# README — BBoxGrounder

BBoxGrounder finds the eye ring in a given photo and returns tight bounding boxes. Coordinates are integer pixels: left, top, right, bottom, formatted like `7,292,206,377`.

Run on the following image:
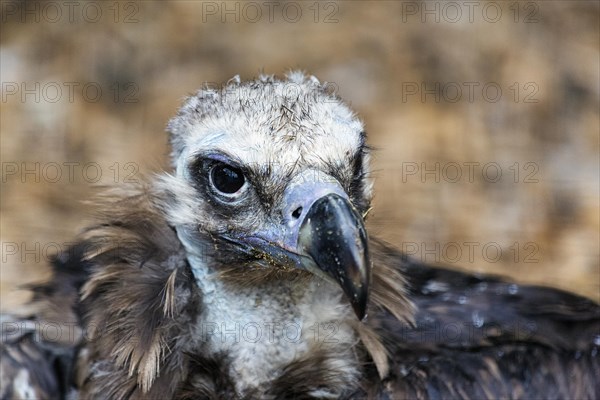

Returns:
209,161,246,195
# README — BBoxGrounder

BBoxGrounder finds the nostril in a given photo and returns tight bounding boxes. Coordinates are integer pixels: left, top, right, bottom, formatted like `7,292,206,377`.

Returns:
291,206,303,219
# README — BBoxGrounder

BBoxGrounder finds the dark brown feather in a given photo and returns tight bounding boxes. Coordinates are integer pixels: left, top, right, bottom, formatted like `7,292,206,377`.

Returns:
362,239,600,400
0,316,68,400
73,185,200,398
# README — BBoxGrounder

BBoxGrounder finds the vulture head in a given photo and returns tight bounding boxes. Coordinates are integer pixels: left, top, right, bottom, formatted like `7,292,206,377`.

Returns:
163,73,372,321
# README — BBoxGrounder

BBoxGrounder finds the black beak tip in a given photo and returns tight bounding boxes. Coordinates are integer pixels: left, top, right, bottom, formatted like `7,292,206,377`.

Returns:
340,268,370,321
297,193,372,321
352,297,368,321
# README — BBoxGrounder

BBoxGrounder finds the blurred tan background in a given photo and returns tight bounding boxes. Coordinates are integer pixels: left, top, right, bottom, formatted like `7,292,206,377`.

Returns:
1,0,598,311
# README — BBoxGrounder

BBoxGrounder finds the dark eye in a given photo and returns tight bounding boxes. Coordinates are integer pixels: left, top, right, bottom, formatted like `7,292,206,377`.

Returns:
210,162,246,194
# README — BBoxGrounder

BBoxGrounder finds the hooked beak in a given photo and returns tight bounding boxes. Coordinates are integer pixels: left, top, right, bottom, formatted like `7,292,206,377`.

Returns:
297,193,371,320
221,174,371,320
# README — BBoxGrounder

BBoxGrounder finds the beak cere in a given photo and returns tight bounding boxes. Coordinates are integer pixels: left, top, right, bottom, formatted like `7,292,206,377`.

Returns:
297,193,371,320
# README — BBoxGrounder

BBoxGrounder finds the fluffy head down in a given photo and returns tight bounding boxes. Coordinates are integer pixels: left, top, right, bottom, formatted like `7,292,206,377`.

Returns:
168,72,366,174
162,72,372,235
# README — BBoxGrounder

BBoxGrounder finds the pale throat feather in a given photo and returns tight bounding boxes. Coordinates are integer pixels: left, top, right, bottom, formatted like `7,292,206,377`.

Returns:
177,227,360,394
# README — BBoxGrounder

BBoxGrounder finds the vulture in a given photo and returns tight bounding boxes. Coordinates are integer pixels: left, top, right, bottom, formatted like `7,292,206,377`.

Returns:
1,72,599,400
